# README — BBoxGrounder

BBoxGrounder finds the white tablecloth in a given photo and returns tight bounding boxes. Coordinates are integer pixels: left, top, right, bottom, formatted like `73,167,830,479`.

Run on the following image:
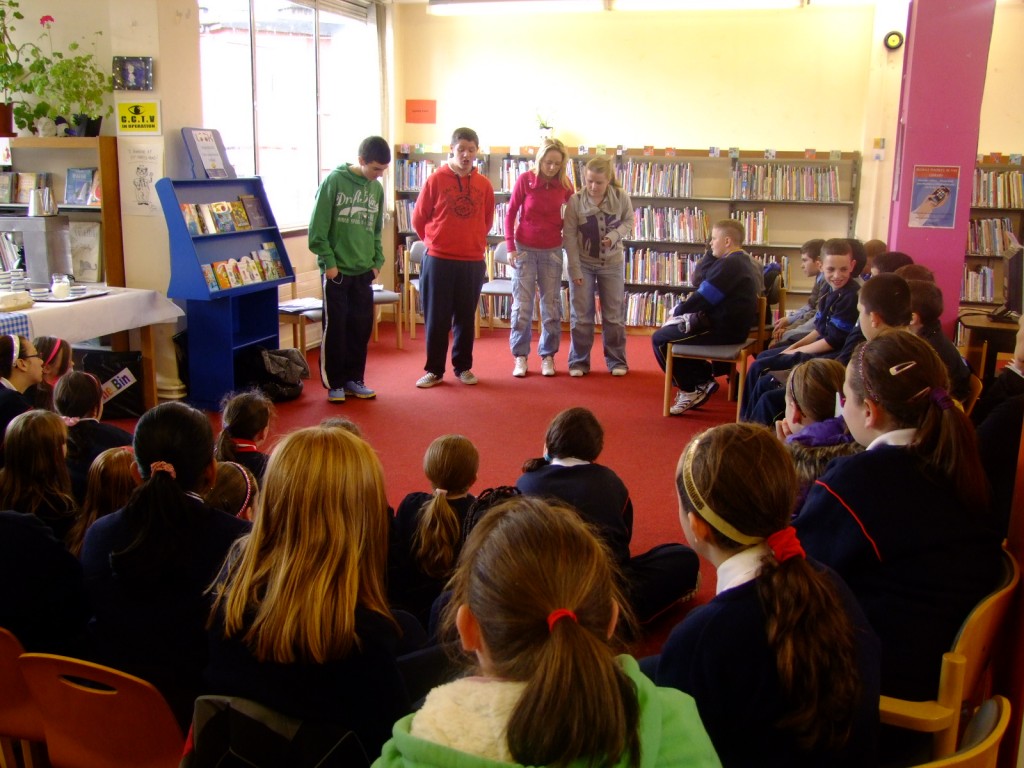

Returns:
23,286,183,341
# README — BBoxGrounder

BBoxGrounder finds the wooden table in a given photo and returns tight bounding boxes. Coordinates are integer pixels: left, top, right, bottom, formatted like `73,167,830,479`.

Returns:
957,311,1019,383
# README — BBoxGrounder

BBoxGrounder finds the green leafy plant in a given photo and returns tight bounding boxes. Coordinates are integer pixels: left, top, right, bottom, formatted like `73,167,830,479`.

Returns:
0,0,36,105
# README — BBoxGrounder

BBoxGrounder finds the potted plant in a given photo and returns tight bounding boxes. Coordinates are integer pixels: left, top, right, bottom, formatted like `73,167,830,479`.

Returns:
0,0,37,135
13,14,112,135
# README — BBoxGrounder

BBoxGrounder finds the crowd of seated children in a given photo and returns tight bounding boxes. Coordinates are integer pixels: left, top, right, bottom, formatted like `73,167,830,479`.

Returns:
377,496,721,767
515,406,699,622
80,401,251,729
205,426,408,758
204,460,259,520
214,389,273,482
869,250,913,276
794,330,1003,704
770,239,824,347
25,336,72,410
389,434,479,626
745,271,912,426
66,445,137,557
774,358,860,510
905,279,971,401
0,335,43,447
740,238,860,421
55,370,133,502
655,423,879,768
0,409,76,542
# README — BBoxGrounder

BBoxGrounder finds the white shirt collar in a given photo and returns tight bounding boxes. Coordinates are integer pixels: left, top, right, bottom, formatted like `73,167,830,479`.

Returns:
550,456,589,467
866,427,917,450
716,543,770,595
0,377,16,391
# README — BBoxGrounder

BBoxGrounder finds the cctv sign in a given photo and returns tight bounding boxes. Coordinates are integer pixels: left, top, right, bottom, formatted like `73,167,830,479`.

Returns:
117,101,162,135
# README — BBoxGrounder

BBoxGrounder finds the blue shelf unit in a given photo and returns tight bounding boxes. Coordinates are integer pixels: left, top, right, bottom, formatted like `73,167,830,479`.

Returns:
156,176,295,410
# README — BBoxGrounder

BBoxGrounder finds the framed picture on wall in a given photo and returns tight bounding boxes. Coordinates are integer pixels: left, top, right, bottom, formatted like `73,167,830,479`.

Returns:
112,56,154,91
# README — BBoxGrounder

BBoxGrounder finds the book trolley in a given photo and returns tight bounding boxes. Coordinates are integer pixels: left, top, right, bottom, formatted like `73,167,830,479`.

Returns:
156,176,294,410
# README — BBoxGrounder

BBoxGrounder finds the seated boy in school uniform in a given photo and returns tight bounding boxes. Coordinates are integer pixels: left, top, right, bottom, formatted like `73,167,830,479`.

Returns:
770,238,825,347
905,279,971,401
739,238,860,422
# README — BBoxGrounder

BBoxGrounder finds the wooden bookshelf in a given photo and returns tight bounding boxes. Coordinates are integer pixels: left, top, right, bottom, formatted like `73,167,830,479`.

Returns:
962,154,1024,306
393,145,861,332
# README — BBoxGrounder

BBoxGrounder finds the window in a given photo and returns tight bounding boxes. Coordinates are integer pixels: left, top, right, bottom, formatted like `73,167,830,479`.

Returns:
199,0,383,228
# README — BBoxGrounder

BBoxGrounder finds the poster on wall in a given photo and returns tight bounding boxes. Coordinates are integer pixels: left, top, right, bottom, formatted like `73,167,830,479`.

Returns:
118,138,164,217
908,165,959,229
116,100,162,136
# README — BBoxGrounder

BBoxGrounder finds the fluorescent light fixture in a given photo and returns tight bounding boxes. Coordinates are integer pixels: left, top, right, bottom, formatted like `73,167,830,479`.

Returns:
427,0,606,14
612,0,801,9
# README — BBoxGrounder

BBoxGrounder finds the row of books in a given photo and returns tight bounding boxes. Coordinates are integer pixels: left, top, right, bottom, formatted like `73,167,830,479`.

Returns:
180,194,269,236
199,243,286,292
972,169,1023,209
734,209,769,245
394,159,437,192
633,206,711,243
0,171,53,205
478,287,692,328
968,217,1017,256
488,202,509,237
64,168,103,206
625,248,703,286
616,159,693,198
731,163,843,203
961,265,996,303
500,158,532,192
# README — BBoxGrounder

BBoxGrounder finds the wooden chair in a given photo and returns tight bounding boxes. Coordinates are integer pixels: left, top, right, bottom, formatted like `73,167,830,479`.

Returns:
0,629,46,768
404,240,425,339
19,653,183,768
879,547,1020,760
962,374,983,417
662,295,767,420
479,242,514,335
910,696,1010,768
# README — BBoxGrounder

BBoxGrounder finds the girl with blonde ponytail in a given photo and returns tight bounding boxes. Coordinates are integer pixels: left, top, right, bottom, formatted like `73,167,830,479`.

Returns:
657,423,880,767
376,496,721,768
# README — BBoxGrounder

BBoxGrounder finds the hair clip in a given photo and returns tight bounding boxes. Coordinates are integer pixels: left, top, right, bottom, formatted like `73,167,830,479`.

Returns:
889,361,917,376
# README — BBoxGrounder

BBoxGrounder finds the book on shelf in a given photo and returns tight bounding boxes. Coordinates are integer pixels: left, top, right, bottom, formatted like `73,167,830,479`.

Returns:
258,241,285,279
238,194,269,228
211,261,233,290
239,255,266,284
15,172,51,204
225,258,244,287
229,201,251,230
88,170,102,205
201,264,220,292
69,222,101,282
196,204,218,235
65,167,98,205
0,172,15,204
180,203,202,236
210,201,236,233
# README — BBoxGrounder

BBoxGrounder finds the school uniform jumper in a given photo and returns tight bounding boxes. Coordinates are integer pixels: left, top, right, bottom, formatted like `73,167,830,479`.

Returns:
505,171,573,359
373,655,722,768
774,272,826,347
563,185,634,373
308,164,386,390
516,462,699,622
651,249,760,391
918,320,971,402
65,418,133,503
740,280,859,421
794,444,1002,700
655,554,880,768
413,164,494,378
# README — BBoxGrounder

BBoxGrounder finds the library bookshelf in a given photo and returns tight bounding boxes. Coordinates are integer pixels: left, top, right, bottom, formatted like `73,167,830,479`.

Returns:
394,145,860,334
962,155,1024,308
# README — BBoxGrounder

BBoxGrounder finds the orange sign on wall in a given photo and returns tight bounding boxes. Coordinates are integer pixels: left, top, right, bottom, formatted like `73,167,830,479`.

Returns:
406,100,436,124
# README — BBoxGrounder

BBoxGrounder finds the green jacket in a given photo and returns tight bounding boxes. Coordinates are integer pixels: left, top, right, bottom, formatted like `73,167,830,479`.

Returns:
373,655,721,768
308,165,384,275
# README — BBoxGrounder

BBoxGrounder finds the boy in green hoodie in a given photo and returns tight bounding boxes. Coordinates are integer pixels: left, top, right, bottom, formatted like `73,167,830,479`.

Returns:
308,136,390,403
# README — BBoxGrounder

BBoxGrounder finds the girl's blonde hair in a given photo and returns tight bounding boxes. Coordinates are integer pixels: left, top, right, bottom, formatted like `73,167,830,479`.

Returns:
535,138,573,191
211,426,393,663
0,410,75,522
68,446,137,557
414,434,478,579
584,155,621,189
787,358,846,423
444,496,640,767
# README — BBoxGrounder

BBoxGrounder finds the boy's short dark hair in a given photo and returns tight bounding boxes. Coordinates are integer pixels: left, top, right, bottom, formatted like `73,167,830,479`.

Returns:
801,238,825,261
822,238,854,259
451,127,479,147
907,279,944,325
358,136,391,165
894,263,936,282
873,251,914,274
860,273,911,327
846,238,867,277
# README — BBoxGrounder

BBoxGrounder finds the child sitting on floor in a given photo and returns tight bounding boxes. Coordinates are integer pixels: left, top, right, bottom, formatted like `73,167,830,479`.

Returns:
215,389,274,482
66,446,137,558
204,460,259,521
26,336,72,410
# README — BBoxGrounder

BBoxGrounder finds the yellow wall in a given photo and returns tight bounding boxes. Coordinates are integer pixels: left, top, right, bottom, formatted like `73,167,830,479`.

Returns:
979,3,1024,152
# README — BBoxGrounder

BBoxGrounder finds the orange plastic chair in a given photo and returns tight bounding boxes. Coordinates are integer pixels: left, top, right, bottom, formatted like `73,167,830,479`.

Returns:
879,548,1020,760
18,653,183,768
911,696,1011,768
0,628,46,768
962,374,983,417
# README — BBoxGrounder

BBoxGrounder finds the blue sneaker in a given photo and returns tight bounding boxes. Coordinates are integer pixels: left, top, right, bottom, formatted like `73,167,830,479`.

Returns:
344,380,376,399
327,388,346,403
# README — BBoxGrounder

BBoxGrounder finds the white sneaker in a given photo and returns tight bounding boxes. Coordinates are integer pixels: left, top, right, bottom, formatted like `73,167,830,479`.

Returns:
569,367,586,378
541,356,555,377
611,366,628,377
457,370,479,385
670,389,708,415
416,372,442,388
512,356,528,378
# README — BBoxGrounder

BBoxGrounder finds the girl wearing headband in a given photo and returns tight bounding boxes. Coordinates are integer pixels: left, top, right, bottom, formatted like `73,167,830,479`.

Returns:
796,329,1002,706
389,434,478,626
54,370,132,503
80,402,250,729
658,423,879,767
377,496,720,767
26,336,72,410
0,334,43,449
204,460,258,521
